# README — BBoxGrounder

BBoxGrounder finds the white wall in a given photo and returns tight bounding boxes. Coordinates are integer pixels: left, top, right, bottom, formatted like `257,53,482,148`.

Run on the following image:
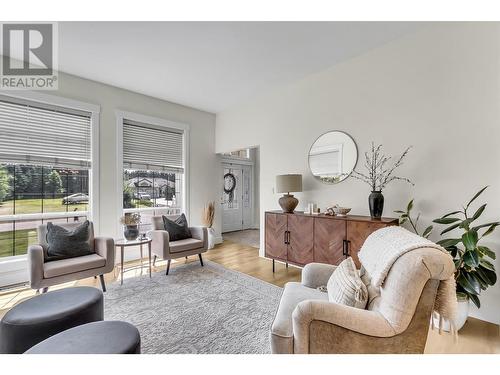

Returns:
252,147,260,228
46,72,220,240
216,23,500,324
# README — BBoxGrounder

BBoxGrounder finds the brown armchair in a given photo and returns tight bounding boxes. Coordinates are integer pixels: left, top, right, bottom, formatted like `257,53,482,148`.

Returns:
28,221,115,293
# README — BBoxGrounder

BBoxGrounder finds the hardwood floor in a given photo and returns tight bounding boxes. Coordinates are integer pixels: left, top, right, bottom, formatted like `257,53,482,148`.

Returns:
0,240,498,353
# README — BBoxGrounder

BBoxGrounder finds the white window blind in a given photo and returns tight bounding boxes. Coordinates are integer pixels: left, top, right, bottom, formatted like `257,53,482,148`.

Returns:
123,119,184,173
0,95,92,168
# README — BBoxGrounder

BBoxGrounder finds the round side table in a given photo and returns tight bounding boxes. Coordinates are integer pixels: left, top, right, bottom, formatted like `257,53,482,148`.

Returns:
114,238,153,285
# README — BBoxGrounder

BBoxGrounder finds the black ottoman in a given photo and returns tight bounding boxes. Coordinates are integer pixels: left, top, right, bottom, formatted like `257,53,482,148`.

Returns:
0,286,103,354
25,321,141,354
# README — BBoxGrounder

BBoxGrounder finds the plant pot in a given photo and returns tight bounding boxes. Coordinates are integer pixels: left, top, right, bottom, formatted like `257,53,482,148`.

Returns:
124,224,139,241
369,191,384,218
207,227,216,250
432,297,469,332
455,298,470,331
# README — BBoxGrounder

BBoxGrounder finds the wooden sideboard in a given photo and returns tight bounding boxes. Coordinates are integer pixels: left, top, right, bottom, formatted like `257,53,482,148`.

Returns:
265,210,398,271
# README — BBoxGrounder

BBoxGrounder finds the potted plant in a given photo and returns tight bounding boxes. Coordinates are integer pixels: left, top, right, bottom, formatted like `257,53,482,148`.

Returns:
432,187,498,329
202,201,216,249
395,199,433,238
120,212,141,240
351,142,413,218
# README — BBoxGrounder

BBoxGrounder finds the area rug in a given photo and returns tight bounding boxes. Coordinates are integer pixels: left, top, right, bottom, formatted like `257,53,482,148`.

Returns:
104,260,282,354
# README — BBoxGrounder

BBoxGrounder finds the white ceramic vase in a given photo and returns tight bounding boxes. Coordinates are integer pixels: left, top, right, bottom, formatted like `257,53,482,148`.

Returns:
432,297,469,332
207,227,216,250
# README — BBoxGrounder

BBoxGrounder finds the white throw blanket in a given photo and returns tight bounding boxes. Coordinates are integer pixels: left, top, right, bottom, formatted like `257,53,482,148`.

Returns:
358,226,457,334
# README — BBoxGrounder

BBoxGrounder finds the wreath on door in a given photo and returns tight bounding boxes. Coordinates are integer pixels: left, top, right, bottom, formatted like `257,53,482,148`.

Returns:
224,172,236,203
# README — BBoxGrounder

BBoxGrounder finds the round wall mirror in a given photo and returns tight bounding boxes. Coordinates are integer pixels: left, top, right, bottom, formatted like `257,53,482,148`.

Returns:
308,131,358,184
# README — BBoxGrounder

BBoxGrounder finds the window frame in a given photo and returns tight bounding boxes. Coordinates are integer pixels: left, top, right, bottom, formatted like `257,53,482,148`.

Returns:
0,91,100,273
115,110,190,237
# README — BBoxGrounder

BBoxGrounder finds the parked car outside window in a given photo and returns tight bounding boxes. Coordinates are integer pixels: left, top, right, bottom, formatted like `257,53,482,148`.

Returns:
62,193,89,204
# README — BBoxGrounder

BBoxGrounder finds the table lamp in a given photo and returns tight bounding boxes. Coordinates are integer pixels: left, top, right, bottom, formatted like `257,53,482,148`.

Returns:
276,174,302,213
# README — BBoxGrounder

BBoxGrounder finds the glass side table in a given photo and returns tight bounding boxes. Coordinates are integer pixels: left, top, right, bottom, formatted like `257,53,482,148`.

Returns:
114,237,153,285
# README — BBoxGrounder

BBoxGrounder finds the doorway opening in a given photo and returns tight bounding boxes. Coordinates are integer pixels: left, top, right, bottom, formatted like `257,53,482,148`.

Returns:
219,147,260,249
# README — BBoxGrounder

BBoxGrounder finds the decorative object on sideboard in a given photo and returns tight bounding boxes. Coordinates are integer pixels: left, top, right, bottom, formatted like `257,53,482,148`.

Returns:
350,142,413,218
306,202,319,215
120,213,141,240
275,174,302,213
202,201,216,249
308,130,358,184
223,172,236,203
332,205,351,216
325,206,336,216
369,191,384,218
432,187,498,330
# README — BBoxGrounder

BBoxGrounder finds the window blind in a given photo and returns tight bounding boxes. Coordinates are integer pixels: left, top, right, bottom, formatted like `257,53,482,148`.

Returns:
123,119,184,173
0,96,92,168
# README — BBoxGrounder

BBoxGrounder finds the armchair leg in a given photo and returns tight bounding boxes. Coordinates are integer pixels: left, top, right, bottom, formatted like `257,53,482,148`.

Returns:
153,255,157,267
198,254,204,267
42,287,48,294
99,274,106,292
166,259,171,275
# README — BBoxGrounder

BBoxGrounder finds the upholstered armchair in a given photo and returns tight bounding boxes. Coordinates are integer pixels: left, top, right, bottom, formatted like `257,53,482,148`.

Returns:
149,216,208,275
28,221,115,293
270,247,455,354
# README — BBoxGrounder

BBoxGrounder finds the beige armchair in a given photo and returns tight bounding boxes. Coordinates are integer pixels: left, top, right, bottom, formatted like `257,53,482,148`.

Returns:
271,247,455,354
149,216,208,275
28,221,115,293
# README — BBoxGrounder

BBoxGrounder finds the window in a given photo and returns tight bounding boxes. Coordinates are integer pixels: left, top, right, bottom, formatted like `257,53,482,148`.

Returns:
222,148,250,159
121,117,186,233
0,95,93,259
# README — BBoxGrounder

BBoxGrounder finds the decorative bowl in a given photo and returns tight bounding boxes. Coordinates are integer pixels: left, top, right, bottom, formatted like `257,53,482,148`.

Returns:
333,207,351,216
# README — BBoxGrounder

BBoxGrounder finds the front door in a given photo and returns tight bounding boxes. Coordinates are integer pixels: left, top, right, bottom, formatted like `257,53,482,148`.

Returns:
221,164,253,232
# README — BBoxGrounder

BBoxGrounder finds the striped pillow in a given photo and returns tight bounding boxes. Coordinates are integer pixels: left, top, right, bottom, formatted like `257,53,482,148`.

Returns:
327,257,368,309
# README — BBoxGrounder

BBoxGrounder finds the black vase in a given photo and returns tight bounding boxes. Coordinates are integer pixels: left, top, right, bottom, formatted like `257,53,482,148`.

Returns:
124,224,139,241
369,191,384,218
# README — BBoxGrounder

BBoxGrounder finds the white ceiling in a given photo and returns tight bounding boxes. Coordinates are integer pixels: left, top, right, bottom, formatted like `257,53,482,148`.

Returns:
58,22,424,113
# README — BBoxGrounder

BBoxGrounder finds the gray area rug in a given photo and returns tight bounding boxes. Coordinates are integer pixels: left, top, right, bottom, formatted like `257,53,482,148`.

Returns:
104,260,282,354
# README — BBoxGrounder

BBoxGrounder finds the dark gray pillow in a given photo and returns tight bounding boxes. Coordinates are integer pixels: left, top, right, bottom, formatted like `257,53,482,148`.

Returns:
162,214,192,241
45,220,92,261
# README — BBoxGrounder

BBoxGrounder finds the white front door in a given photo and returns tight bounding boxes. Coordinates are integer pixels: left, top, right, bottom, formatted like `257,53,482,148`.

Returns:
221,164,253,233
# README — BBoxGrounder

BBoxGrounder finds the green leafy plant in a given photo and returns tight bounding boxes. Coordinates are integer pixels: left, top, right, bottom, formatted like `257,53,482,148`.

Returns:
395,199,433,238
433,187,498,308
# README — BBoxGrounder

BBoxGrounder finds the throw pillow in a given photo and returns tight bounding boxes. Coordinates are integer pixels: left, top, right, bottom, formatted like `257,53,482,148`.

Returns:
327,257,368,309
46,220,92,261
162,214,192,241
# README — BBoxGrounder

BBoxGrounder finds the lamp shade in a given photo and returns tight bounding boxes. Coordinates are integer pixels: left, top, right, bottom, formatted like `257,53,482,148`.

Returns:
276,174,302,193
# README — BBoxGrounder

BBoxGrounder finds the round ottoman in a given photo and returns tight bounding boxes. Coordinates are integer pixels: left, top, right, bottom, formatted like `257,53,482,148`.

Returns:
0,286,103,354
25,321,141,354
